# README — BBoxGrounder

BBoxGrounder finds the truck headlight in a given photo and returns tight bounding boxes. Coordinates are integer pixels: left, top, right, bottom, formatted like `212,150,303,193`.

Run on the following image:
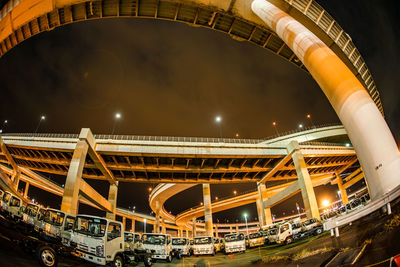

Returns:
96,245,104,257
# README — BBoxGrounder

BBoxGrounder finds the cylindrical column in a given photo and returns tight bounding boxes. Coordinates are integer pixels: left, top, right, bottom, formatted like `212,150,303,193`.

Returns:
252,0,400,201
161,217,166,234
155,200,160,233
106,181,119,220
202,184,213,236
24,182,29,198
131,218,136,232
192,217,197,238
122,217,126,231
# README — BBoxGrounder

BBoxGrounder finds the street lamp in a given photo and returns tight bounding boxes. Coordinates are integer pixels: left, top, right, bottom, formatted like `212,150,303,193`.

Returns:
112,113,121,135
215,116,222,138
272,122,279,135
296,203,300,215
143,219,147,233
233,190,237,196
322,199,330,208
2,120,7,132
306,114,315,128
243,213,249,235
298,124,303,129
235,133,239,138
35,115,45,134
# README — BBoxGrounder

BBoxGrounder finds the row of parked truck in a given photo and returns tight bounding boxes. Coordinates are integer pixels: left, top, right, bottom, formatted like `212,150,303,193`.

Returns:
0,188,325,267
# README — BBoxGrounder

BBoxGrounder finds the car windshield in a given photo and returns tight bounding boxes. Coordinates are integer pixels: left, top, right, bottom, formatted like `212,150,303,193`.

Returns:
172,238,187,245
44,210,65,226
73,216,107,237
194,237,212,244
142,234,166,245
248,233,260,239
225,233,244,242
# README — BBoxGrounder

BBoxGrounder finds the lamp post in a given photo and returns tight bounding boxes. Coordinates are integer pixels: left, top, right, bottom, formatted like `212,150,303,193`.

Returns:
215,116,222,138
112,113,121,135
1,120,7,132
143,219,147,233
306,114,315,128
272,122,279,135
296,203,300,215
298,124,303,130
244,213,249,235
35,116,45,134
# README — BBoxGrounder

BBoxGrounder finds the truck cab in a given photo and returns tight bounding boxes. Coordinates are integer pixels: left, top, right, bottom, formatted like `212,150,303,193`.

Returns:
213,237,223,252
41,208,75,245
124,232,142,251
266,225,279,244
1,191,23,221
171,237,191,257
141,233,173,262
193,236,216,256
33,207,46,233
301,218,321,231
224,233,246,253
247,232,265,248
21,203,40,231
275,223,293,245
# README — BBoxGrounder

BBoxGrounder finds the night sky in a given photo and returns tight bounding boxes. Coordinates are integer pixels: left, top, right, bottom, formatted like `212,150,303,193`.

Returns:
0,0,399,224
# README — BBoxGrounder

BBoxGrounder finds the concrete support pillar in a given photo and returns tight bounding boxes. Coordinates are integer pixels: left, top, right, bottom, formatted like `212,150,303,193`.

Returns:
106,181,119,220
122,217,126,231
61,130,89,215
24,182,29,198
257,183,273,226
252,0,400,201
192,217,196,238
265,207,273,225
288,141,320,219
256,198,263,227
202,184,213,236
236,225,239,232
131,219,135,232
337,176,349,205
161,217,166,234
214,225,218,237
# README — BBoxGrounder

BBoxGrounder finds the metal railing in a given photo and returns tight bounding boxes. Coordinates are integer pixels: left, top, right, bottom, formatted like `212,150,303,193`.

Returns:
1,123,343,145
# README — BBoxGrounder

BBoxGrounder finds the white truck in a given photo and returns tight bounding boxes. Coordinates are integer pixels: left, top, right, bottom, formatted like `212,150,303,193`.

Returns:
171,237,191,258
141,233,173,262
275,222,294,245
124,232,142,251
224,233,246,253
247,232,265,248
41,208,76,246
193,236,217,256
0,191,23,221
70,215,152,267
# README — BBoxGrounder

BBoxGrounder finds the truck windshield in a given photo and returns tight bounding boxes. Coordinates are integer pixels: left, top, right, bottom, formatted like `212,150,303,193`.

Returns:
44,210,65,226
268,228,278,235
142,234,166,245
225,233,244,242
194,237,212,244
73,216,107,237
172,238,187,245
9,196,21,207
26,204,38,216
125,233,134,242
248,233,261,239
3,193,11,202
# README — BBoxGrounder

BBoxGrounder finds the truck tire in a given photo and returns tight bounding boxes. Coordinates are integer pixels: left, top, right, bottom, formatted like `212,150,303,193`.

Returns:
37,245,58,267
166,253,172,263
315,228,323,235
285,237,293,245
111,255,124,267
144,255,152,267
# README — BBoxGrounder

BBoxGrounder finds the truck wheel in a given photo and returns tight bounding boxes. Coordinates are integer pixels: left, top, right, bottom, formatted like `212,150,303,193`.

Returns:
166,253,172,263
315,228,323,235
111,255,124,267
37,245,58,267
144,256,152,267
176,252,182,259
285,237,293,245
212,249,216,256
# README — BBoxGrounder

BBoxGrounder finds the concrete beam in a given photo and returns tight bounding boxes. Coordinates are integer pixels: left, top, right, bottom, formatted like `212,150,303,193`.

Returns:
264,180,299,208
79,179,113,213
343,173,364,189
106,181,119,219
0,136,20,188
258,153,292,183
288,141,320,219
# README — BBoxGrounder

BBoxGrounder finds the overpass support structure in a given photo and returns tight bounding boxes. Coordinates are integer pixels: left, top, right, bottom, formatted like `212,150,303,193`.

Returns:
337,175,349,205
202,184,213,237
252,0,400,201
0,136,20,189
257,183,273,226
61,128,115,215
106,182,119,219
288,141,320,219
192,217,197,238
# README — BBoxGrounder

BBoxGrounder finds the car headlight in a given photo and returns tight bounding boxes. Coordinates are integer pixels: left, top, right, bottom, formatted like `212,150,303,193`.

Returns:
96,245,104,257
